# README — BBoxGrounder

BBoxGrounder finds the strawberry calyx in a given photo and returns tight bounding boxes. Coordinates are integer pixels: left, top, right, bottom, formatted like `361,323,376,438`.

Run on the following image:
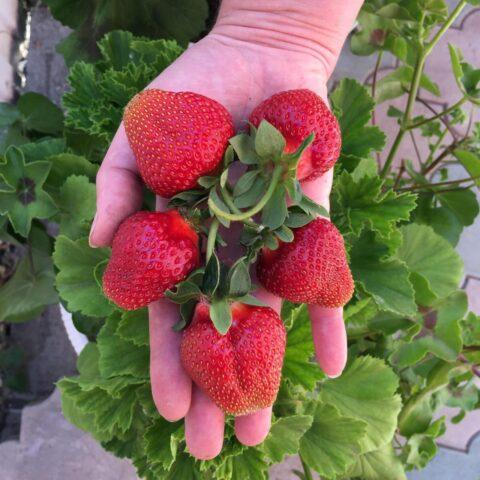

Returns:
165,251,264,335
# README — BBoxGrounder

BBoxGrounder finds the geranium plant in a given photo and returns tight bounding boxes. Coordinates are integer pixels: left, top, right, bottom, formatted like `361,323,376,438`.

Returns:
0,0,479,478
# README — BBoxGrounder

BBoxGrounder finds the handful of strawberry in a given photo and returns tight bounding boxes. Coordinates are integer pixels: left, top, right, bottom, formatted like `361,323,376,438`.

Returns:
101,88,353,416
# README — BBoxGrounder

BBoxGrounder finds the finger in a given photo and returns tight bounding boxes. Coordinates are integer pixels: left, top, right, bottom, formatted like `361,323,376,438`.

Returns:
185,387,225,460
89,124,143,247
309,305,347,378
149,299,192,421
300,168,333,210
235,407,272,446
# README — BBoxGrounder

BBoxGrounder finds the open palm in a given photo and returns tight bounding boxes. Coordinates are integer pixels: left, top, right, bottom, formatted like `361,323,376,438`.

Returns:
90,20,356,459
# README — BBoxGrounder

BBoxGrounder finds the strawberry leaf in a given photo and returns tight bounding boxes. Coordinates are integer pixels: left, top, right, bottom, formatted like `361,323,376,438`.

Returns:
229,133,258,165
202,251,221,297
227,258,251,298
210,298,232,335
255,120,286,160
233,170,260,197
262,185,288,230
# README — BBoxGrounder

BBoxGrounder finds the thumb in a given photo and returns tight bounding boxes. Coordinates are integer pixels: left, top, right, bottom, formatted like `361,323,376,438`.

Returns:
89,124,144,247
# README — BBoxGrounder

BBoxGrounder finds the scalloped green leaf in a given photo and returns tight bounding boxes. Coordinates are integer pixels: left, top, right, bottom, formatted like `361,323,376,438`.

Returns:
321,356,402,453
53,236,113,317
396,224,463,305
0,146,58,237
300,403,367,478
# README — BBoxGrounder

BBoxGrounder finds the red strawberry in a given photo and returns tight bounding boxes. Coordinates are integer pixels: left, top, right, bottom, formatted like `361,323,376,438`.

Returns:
257,218,354,307
103,210,200,310
249,89,341,180
181,301,286,415
124,89,235,198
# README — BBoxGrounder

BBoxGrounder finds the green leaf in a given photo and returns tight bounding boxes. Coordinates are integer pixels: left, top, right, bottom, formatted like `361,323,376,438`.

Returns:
209,189,231,228
0,227,58,322
0,103,21,127
347,444,406,480
262,415,313,463
299,403,367,478
116,309,149,347
227,259,252,298
17,92,64,135
330,79,386,158
202,251,221,297
275,225,294,243
333,171,416,240
233,170,260,197
210,298,232,335
437,189,479,226
391,291,467,367
57,175,96,239
0,146,58,237
375,66,440,104
218,447,268,480
404,418,446,469
145,419,183,470
351,231,416,316
396,224,463,306
262,185,288,230
255,120,286,160
229,134,258,165
234,176,267,209
46,153,97,193
53,236,113,317
453,149,480,186
166,279,202,304
97,312,149,378
321,356,402,453
282,304,323,389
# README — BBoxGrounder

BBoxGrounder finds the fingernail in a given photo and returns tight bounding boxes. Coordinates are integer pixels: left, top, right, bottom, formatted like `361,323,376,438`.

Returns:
89,213,98,248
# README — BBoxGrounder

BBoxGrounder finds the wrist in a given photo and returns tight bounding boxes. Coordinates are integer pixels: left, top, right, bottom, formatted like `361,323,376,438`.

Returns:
211,0,363,78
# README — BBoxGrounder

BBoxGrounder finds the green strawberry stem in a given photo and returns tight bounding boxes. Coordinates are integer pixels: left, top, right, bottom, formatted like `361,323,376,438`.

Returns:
209,165,283,222
206,218,219,262
220,188,260,230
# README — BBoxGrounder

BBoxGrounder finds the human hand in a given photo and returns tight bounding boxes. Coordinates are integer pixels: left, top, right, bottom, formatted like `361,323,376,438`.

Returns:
90,0,364,460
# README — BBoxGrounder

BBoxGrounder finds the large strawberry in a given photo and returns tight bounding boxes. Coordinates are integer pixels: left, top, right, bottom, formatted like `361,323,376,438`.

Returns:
257,218,354,307
124,89,235,198
103,210,200,310
181,301,286,415
249,89,341,180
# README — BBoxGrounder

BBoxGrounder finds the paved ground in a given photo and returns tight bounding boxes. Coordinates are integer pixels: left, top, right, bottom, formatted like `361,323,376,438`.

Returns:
0,2,479,479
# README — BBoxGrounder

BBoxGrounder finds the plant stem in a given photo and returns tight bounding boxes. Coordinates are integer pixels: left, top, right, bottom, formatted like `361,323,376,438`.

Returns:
206,218,219,262
371,50,384,126
381,52,426,177
407,97,467,130
399,175,480,191
424,0,467,57
220,188,259,229
423,128,449,170
423,140,459,174
299,454,314,480
416,96,458,138
393,160,406,189
381,0,467,178
209,165,283,222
